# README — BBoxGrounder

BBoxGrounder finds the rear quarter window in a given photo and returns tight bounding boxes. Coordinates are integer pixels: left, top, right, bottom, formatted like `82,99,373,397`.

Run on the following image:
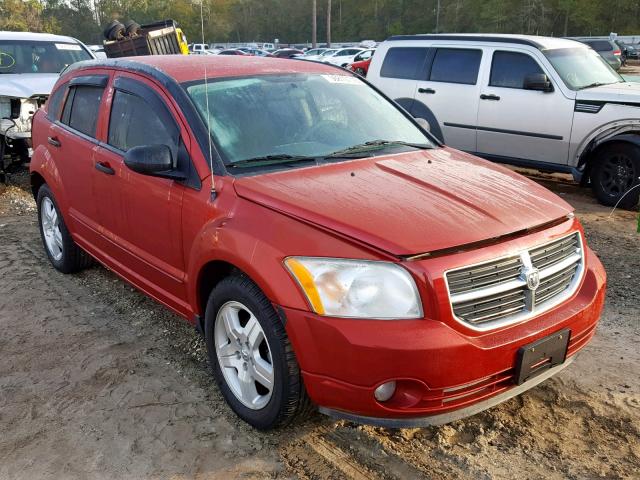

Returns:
429,48,482,85
380,47,429,80
46,83,68,121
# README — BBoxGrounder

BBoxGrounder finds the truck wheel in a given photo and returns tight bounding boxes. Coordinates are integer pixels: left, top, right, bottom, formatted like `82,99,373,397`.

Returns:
124,20,141,37
103,20,125,41
37,184,93,273
204,274,313,430
592,143,640,209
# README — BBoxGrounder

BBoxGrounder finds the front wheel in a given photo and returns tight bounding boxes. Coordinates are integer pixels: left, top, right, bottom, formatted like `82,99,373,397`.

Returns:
355,67,366,76
592,143,640,209
204,274,313,429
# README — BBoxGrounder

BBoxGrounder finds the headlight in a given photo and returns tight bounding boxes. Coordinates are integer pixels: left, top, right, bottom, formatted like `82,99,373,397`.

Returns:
284,257,423,319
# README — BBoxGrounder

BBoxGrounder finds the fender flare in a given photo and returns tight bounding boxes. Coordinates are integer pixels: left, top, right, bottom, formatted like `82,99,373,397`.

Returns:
186,223,310,317
575,120,640,168
395,97,445,143
576,127,640,184
29,144,70,215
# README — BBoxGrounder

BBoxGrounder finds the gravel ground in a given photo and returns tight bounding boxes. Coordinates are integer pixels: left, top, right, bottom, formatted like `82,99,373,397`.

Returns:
0,170,638,479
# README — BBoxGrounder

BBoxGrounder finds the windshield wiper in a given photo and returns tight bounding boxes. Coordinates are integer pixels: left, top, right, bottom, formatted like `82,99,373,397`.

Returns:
578,81,617,90
228,154,318,168
325,140,431,158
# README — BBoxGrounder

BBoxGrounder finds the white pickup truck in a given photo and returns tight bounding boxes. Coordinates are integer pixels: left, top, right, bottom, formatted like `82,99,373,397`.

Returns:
367,34,640,208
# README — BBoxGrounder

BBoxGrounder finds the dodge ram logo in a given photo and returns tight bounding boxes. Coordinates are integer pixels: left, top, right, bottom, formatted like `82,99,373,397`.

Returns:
522,266,541,291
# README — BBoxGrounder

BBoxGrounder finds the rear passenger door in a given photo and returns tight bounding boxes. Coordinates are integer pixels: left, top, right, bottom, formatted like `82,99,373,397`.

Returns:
475,48,574,165
49,74,109,243
412,47,484,151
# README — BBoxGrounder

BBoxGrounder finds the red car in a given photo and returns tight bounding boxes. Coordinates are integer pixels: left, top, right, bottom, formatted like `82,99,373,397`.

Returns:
347,49,375,76
30,56,606,430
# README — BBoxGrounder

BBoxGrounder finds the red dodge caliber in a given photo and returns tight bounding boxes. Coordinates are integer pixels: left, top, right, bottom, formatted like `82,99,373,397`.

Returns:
30,56,606,430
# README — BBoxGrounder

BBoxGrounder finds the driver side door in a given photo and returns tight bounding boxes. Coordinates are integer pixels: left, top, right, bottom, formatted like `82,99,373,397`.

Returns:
476,48,574,165
92,73,191,314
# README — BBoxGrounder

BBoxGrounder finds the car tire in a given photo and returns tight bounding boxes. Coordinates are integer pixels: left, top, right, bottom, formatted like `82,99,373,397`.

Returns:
37,184,93,273
592,143,640,209
355,67,366,76
204,274,313,430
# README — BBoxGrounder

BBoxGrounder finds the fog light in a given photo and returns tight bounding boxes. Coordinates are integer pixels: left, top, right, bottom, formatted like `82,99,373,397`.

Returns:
374,381,396,402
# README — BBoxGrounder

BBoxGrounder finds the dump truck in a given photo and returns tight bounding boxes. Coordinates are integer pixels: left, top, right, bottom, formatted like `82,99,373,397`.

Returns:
102,19,189,58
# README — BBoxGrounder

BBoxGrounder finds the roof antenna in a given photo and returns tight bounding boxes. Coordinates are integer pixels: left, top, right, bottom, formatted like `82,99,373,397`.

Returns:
200,0,216,199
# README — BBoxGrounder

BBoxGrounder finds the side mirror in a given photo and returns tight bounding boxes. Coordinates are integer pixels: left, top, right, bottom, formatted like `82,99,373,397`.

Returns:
523,73,553,92
414,117,431,132
124,144,185,180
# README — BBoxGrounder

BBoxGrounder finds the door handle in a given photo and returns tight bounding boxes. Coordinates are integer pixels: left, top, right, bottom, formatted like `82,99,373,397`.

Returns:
480,94,501,101
418,87,436,94
47,136,61,147
95,161,115,175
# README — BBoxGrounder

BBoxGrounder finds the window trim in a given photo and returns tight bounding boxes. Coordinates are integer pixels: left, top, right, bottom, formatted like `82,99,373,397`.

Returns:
427,47,483,86
69,74,109,88
488,50,547,91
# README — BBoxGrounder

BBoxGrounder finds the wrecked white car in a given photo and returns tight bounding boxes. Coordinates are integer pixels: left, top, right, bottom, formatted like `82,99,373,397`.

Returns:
1,31,94,181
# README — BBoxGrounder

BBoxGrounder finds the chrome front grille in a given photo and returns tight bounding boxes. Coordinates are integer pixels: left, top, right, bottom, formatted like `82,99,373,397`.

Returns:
445,232,584,329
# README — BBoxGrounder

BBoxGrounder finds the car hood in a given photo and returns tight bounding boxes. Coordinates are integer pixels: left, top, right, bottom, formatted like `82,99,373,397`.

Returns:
576,81,640,103
0,73,59,99
233,148,573,256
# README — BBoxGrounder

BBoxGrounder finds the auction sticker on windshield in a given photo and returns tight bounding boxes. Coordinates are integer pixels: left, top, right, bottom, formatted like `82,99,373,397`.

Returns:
55,43,82,51
321,74,362,85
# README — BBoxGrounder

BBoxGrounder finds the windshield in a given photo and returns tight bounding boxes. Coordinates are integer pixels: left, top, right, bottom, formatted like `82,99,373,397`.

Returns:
544,47,623,90
321,50,337,56
186,73,433,169
0,40,91,74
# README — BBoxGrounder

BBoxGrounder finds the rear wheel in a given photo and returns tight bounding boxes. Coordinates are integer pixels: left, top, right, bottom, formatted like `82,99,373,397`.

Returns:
37,184,92,273
592,143,640,209
355,67,366,76
204,274,313,429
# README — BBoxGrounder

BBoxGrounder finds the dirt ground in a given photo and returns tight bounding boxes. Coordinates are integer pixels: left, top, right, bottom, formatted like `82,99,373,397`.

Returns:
0,169,638,480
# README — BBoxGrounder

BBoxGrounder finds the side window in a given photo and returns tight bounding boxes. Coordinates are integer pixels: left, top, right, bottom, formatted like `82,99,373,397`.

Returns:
46,83,67,121
380,47,429,80
108,90,172,151
429,48,482,85
489,51,545,89
61,86,103,137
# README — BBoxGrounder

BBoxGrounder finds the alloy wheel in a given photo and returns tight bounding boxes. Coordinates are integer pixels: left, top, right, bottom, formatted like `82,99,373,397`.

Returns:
41,197,63,261
599,153,636,197
214,301,275,410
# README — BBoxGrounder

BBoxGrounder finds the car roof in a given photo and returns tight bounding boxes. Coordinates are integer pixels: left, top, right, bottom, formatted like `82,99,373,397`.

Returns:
0,30,83,44
64,55,349,83
386,33,586,51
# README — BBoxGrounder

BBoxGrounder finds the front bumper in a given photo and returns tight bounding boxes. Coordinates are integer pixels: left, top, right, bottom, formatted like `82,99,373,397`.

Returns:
319,356,574,428
282,247,606,425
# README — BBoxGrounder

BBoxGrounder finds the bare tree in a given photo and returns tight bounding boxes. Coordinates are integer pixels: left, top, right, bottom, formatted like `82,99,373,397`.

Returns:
312,0,317,47
327,0,331,47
